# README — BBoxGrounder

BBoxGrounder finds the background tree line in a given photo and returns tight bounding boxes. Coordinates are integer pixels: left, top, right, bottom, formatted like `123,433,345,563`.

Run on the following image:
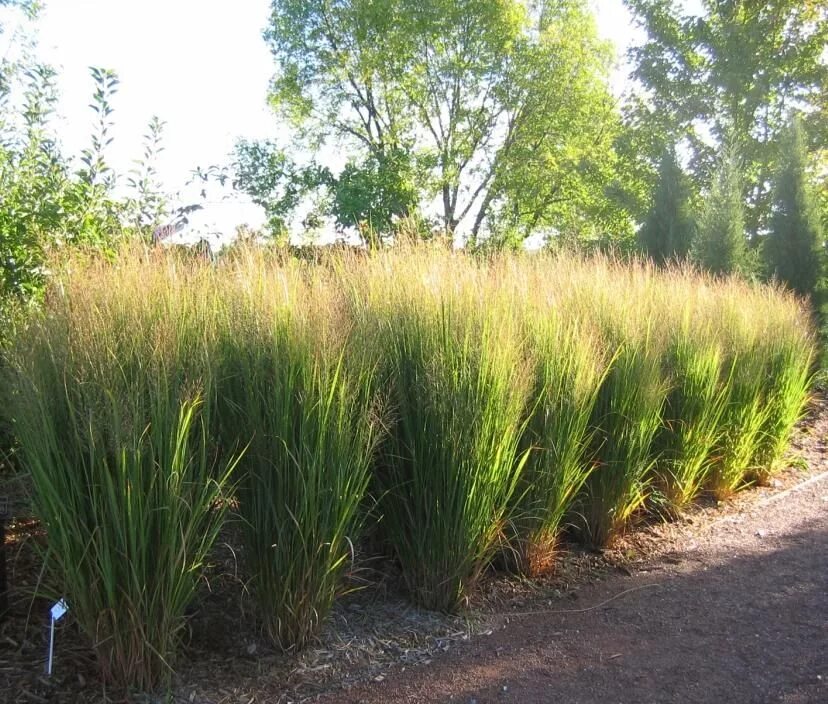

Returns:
239,0,636,246
232,0,826,297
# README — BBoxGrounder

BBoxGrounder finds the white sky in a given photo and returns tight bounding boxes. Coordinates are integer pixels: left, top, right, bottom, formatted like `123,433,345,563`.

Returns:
2,0,643,232
35,1,277,199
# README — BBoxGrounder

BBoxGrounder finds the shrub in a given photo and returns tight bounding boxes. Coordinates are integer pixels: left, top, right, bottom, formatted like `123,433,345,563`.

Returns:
763,117,825,300
691,143,754,277
638,146,696,264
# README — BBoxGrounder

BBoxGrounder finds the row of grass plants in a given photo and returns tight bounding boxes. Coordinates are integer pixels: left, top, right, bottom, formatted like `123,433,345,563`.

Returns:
1,244,815,691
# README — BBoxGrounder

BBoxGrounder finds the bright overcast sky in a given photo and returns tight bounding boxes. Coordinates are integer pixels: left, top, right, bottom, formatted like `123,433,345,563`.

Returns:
34,1,277,198
25,1,640,194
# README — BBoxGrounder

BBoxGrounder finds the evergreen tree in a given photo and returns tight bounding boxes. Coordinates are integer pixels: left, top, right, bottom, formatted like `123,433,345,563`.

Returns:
638,147,695,264
625,0,828,239
763,118,825,299
692,144,751,277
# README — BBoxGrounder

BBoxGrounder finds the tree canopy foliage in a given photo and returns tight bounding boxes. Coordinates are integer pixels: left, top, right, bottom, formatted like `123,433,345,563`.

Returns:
241,0,633,244
0,6,172,325
241,0,826,254
625,0,828,238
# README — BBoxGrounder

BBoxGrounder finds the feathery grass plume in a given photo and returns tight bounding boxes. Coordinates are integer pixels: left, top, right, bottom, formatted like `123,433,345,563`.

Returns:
506,313,607,576
214,271,378,651
5,300,238,690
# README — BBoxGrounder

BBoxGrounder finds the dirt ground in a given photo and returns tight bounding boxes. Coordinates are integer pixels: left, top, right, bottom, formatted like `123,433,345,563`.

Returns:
317,404,828,704
318,478,828,704
2,401,827,703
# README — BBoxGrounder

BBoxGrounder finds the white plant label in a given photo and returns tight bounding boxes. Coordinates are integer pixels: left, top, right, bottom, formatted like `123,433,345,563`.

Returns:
46,597,69,676
50,598,68,622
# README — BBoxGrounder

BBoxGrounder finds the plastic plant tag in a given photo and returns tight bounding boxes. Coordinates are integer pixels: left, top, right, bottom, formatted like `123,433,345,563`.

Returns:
46,598,69,675
50,598,68,621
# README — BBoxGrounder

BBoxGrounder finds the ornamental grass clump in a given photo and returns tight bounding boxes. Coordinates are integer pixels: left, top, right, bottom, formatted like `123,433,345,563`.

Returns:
0,242,818,686
655,327,728,514
506,314,606,576
214,273,379,651
579,330,667,547
360,259,530,612
707,356,767,499
4,267,239,690
750,323,814,483
705,305,772,500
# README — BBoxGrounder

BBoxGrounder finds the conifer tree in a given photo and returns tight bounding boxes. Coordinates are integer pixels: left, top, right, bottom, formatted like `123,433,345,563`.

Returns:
638,147,695,264
763,118,825,299
692,145,751,277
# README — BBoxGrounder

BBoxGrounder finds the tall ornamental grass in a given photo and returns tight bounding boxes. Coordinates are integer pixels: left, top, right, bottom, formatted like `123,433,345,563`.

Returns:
382,303,528,612
655,327,728,513
214,279,378,650
751,335,813,483
4,266,239,689
704,289,814,497
707,322,770,499
0,243,816,691
506,314,606,575
579,333,667,546
362,272,529,611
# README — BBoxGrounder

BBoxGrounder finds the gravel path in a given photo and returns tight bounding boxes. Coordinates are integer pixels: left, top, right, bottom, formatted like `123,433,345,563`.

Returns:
319,469,828,703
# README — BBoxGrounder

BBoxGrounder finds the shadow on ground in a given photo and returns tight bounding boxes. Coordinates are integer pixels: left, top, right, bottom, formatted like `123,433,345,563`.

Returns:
322,518,828,704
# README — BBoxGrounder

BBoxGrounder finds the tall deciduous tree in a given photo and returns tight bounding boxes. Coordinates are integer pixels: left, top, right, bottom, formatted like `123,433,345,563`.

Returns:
692,144,752,276
258,0,627,243
233,139,332,239
482,0,633,244
637,147,696,264
625,0,828,238
764,117,825,298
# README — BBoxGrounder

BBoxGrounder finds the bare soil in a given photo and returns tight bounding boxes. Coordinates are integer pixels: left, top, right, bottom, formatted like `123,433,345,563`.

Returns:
318,483,828,704
318,401,828,704
2,400,827,704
